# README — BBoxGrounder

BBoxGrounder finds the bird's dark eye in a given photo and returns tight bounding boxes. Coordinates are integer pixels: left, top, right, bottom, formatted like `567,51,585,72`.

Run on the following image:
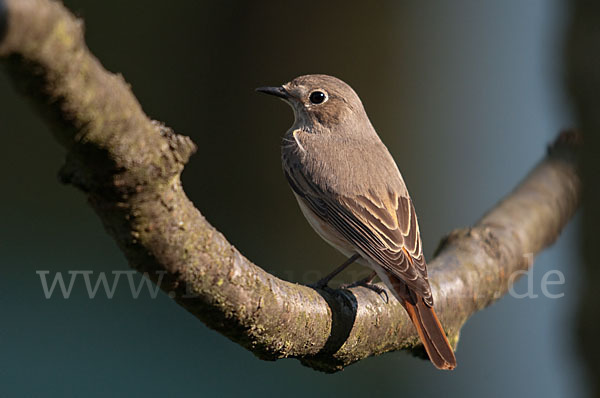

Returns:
309,91,327,105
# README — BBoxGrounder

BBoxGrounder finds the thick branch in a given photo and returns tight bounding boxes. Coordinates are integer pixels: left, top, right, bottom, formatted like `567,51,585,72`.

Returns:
0,0,581,373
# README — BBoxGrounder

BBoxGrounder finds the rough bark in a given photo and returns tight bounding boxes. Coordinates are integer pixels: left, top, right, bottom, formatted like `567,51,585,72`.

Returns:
0,0,581,373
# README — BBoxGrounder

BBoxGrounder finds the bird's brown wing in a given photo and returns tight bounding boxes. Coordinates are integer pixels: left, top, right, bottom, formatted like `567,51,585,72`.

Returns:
285,167,433,306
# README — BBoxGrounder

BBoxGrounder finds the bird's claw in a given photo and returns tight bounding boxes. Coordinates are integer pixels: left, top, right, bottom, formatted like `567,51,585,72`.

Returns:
340,277,388,303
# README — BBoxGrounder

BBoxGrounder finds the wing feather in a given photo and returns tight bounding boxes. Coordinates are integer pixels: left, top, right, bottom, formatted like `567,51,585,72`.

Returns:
285,166,433,305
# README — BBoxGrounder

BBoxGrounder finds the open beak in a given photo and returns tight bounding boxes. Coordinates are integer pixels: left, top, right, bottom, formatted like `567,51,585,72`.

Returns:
255,86,289,99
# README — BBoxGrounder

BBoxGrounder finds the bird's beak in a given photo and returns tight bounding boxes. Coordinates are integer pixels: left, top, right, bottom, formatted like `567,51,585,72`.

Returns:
255,86,289,99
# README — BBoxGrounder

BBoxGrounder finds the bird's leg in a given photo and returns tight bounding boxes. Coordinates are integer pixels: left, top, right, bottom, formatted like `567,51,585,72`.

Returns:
309,253,360,289
340,271,388,302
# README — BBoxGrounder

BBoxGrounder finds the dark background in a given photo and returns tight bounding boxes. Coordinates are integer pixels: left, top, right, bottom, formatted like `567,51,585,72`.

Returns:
0,1,586,396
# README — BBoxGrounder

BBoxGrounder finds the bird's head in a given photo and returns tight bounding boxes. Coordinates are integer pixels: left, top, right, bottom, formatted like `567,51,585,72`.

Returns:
257,74,372,137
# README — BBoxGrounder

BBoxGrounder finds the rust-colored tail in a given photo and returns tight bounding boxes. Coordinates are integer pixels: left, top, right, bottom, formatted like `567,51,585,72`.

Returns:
402,297,457,370
386,273,456,370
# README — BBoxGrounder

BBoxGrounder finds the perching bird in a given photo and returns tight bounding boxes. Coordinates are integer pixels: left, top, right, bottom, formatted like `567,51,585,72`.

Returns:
257,74,456,370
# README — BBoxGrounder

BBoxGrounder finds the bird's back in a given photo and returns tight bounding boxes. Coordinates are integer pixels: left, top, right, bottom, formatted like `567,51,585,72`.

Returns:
281,129,408,199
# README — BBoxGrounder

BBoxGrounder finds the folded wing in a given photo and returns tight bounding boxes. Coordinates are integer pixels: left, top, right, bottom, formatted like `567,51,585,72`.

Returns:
285,166,433,306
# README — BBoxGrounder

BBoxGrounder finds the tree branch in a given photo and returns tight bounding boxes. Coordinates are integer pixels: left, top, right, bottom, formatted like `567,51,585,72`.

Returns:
0,0,581,373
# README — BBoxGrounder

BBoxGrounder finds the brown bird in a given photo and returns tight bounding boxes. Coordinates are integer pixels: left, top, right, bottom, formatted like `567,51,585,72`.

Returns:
257,74,456,370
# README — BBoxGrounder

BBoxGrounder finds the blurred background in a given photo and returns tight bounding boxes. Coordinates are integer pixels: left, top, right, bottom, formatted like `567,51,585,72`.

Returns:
0,0,586,396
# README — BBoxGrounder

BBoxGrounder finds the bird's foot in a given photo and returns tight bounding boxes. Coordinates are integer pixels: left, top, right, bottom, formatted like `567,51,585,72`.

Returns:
308,277,334,290
307,254,361,290
340,273,388,302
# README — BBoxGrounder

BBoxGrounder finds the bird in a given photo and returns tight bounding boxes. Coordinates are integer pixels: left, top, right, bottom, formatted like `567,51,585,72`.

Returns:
256,74,456,370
